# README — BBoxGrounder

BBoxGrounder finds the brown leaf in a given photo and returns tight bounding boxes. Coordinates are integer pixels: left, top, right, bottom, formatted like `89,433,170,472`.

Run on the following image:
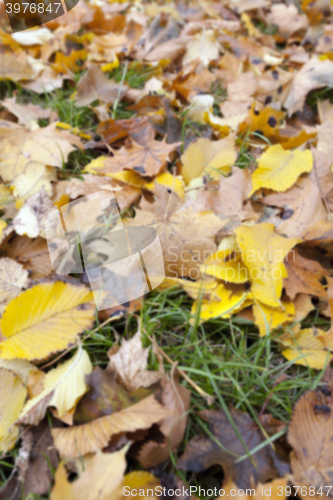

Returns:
96,116,155,146
107,327,161,392
125,188,224,277
73,367,150,424
76,65,128,106
52,394,170,457
0,257,29,314
137,371,190,468
284,249,329,300
98,138,179,177
2,98,51,127
288,383,333,496
178,408,290,490
3,235,53,280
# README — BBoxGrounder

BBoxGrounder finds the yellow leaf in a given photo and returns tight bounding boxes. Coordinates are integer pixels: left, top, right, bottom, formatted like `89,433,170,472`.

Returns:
191,283,248,324
235,223,300,308
0,281,94,361
124,471,160,497
0,219,7,239
108,170,146,188
51,447,128,500
251,144,313,194
253,300,295,337
0,368,27,452
19,344,92,425
181,135,237,184
83,156,108,174
145,172,185,200
281,328,333,369
52,394,170,457
201,252,248,284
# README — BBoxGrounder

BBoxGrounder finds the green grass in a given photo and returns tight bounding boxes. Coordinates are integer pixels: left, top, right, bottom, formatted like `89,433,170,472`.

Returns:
0,286,326,498
108,61,158,90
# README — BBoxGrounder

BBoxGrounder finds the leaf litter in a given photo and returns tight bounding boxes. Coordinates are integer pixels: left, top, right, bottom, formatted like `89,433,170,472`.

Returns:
2,0,333,497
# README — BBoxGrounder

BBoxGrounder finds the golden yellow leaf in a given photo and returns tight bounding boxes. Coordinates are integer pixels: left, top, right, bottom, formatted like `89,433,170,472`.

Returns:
235,223,300,308
201,251,248,284
145,172,185,200
181,135,236,184
52,394,170,457
0,281,94,361
51,447,128,500
0,219,7,240
281,328,333,369
124,471,160,498
19,344,92,425
0,257,29,314
253,300,295,337
0,368,27,452
250,144,313,194
191,283,248,324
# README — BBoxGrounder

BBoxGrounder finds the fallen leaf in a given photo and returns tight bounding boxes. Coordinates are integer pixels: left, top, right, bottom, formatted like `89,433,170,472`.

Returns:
76,65,127,106
178,407,289,489
281,328,333,369
251,145,313,195
0,281,94,360
97,138,179,177
19,344,92,425
288,382,333,494
235,223,300,307
0,368,27,452
181,135,237,184
285,57,333,116
284,249,329,300
137,371,191,468
51,393,170,457
0,257,29,314
51,447,127,500
3,235,53,279
253,300,295,337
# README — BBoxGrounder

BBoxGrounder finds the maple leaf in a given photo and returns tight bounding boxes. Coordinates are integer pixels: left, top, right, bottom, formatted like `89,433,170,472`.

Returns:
76,65,127,106
97,138,179,177
126,191,224,277
107,326,161,392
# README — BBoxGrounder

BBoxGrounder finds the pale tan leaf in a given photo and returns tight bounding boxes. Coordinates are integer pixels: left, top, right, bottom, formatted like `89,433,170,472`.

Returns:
52,394,170,457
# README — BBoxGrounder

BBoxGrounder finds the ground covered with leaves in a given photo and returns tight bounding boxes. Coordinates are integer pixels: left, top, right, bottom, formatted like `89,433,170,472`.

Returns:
2,0,333,498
